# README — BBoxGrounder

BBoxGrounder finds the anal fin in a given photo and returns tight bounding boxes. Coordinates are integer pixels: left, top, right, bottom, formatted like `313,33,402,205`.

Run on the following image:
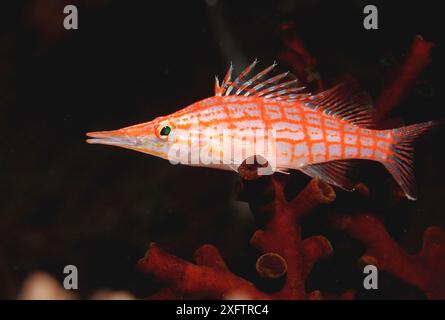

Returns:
300,160,356,191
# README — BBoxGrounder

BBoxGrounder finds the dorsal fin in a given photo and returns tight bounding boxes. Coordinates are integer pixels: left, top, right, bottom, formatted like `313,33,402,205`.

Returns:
309,82,376,128
215,61,307,102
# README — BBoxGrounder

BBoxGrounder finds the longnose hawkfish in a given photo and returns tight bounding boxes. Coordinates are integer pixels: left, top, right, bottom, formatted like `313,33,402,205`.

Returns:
87,60,437,200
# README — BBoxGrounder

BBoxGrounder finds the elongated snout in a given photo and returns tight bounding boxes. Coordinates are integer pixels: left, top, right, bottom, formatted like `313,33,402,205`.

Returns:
86,120,170,159
86,130,141,147
86,121,157,146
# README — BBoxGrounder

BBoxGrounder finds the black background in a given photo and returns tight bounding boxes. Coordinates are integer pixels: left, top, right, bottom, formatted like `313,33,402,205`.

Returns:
0,0,444,299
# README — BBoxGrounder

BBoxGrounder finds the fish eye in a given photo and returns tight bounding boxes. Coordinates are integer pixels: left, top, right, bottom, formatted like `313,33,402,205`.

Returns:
157,123,172,140
160,126,171,136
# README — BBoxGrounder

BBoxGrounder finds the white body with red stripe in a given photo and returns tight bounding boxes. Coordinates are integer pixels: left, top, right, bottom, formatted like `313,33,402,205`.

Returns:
87,61,437,200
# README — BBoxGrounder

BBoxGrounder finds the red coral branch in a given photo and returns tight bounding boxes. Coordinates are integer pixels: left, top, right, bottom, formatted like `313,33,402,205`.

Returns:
277,22,323,90
138,243,269,299
138,164,342,299
375,35,434,121
333,213,445,299
139,167,443,300
248,176,335,299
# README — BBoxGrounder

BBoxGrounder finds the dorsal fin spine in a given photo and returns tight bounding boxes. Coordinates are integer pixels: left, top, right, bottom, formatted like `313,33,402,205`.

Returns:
225,59,258,96
215,61,309,102
240,64,277,96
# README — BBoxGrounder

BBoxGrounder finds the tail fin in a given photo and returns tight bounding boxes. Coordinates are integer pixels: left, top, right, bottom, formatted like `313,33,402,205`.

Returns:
383,121,438,200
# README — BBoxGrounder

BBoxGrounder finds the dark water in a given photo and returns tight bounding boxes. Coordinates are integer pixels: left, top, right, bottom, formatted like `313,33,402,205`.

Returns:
0,0,444,299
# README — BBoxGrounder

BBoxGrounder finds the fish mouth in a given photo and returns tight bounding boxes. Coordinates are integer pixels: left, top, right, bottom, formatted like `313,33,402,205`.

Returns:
86,130,138,147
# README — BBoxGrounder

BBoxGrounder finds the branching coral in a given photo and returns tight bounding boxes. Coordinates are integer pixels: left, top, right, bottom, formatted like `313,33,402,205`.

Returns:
277,22,323,90
138,167,445,300
333,213,445,299
138,164,349,300
139,243,268,300
375,35,435,122
243,170,336,299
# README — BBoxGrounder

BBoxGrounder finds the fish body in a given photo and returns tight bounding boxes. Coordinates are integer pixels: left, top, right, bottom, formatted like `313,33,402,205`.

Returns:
87,61,436,200
164,95,394,168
